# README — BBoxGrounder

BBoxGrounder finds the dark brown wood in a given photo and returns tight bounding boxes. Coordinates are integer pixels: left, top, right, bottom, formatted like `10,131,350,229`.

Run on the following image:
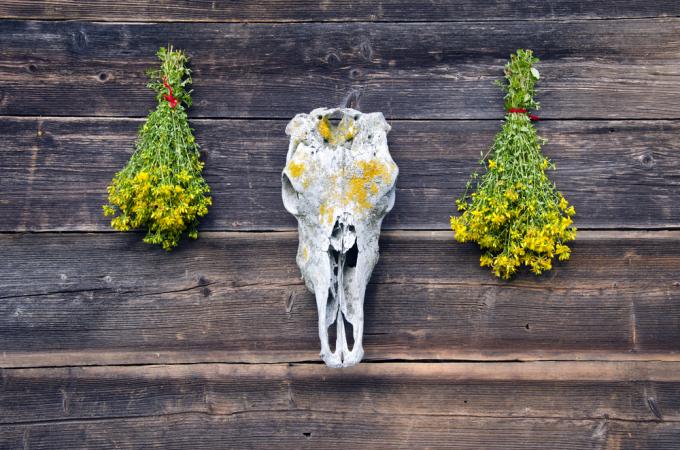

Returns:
2,117,679,232
4,412,678,449
2,0,679,22
2,20,680,119
3,362,680,424
1,363,679,448
1,231,679,367
2,4,680,447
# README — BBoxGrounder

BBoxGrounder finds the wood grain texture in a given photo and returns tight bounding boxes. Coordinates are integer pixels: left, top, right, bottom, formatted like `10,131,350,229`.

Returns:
2,117,679,232
2,4,680,447
0,362,679,449
2,0,680,22
3,362,680,424
4,412,678,450
2,20,680,119
1,231,679,367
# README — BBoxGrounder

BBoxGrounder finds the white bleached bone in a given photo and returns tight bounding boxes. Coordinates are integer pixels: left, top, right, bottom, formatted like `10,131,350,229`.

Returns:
282,107,398,368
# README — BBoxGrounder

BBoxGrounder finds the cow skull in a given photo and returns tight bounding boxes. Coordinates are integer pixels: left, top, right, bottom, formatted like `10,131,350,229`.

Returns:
282,107,398,368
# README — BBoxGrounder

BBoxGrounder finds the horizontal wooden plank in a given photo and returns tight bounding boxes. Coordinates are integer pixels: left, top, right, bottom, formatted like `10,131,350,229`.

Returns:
2,20,680,119
2,1,680,22
1,231,679,367
4,412,679,449
2,117,679,232
0,362,678,436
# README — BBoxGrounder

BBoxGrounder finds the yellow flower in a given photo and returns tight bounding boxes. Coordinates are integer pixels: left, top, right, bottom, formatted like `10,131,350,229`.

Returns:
558,196,569,211
504,189,519,201
135,171,150,183
555,244,571,261
102,205,116,216
490,212,506,226
479,253,494,267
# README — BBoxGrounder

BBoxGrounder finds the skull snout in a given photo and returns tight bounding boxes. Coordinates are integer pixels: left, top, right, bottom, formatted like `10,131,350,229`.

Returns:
320,216,364,368
322,309,364,368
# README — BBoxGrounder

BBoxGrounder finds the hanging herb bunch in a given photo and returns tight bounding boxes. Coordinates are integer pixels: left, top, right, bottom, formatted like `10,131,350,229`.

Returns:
450,49,576,279
103,46,211,250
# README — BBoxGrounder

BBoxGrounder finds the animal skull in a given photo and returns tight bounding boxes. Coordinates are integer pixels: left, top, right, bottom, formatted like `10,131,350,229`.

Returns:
282,107,398,368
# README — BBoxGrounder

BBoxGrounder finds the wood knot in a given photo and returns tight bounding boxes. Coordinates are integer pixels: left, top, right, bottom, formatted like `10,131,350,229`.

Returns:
647,397,662,420
358,41,373,61
348,68,362,80
639,153,655,169
324,52,341,67
285,292,295,313
70,30,88,53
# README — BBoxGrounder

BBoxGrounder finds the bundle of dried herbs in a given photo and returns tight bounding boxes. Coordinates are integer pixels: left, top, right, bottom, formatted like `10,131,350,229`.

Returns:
450,49,576,279
103,46,211,250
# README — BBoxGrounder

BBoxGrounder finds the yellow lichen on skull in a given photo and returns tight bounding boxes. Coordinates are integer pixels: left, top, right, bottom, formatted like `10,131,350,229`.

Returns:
319,203,335,225
287,161,305,178
317,115,357,146
345,160,395,211
318,116,333,142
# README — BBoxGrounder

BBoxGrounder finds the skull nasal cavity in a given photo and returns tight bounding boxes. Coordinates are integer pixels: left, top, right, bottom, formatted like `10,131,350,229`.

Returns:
345,241,358,267
328,320,337,353
326,313,355,354
345,319,355,351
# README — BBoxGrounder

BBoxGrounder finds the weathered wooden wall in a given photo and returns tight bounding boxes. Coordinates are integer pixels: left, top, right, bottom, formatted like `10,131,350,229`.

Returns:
1,2,679,448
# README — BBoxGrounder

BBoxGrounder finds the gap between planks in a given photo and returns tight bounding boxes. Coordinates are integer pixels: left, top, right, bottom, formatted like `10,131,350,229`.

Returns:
6,360,680,381
0,229,676,238
5,114,680,122
1,17,680,25
3,350,680,370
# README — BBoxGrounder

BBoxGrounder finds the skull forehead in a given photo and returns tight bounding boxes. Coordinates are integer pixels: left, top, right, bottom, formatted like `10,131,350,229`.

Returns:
283,108,398,226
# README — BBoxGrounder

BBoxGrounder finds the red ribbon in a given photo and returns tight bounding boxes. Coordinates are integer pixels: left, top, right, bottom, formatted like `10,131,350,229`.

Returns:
507,108,539,121
162,77,178,109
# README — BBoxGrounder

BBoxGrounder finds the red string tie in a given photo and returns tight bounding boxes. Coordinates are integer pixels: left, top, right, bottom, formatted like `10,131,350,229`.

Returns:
162,77,178,109
507,108,539,121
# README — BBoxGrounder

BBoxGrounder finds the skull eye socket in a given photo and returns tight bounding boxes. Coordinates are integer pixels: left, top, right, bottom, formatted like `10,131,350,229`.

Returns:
281,173,300,215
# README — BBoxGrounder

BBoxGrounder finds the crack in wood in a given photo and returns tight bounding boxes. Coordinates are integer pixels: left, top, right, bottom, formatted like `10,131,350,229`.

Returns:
1,409,678,429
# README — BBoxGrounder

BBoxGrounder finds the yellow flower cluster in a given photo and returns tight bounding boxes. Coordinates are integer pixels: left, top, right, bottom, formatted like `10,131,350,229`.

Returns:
103,46,211,250
451,173,576,278
451,49,576,279
104,163,211,250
